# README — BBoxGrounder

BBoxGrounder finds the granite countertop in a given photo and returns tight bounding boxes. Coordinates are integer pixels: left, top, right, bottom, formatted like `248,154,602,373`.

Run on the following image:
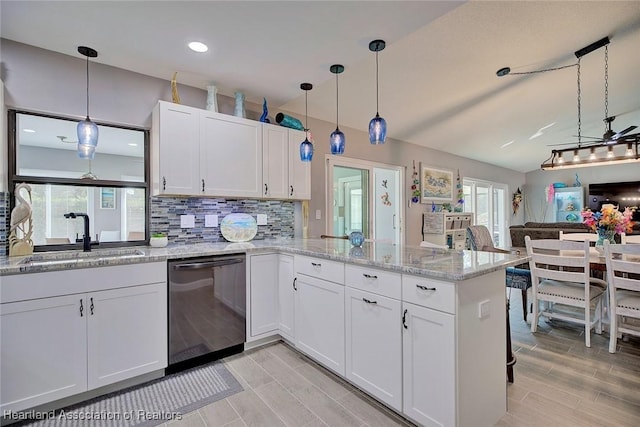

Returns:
0,239,529,281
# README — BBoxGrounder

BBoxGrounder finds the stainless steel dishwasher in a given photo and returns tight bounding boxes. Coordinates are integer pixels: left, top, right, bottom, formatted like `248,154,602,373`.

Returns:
167,254,246,373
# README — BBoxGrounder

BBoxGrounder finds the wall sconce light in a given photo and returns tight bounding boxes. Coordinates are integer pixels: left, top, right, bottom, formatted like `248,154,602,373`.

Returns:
329,64,345,155
299,83,313,162
368,39,387,144
77,46,99,159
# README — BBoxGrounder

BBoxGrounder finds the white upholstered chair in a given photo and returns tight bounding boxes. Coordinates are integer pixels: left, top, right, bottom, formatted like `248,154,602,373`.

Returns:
525,236,606,347
604,241,640,353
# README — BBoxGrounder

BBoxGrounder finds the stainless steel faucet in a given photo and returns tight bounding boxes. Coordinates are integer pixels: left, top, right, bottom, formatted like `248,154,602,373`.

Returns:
64,212,91,252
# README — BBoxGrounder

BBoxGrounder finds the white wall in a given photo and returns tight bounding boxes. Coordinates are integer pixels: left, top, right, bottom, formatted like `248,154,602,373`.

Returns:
524,164,639,222
2,38,527,246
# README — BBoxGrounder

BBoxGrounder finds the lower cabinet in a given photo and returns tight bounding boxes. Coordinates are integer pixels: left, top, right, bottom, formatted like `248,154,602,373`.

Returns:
402,301,455,427
1,274,167,413
87,283,167,389
295,274,345,376
248,253,279,338
345,287,402,411
278,254,295,341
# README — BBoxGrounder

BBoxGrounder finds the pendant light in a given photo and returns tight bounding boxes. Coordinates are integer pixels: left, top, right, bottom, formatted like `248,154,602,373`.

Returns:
329,64,345,155
299,83,313,162
77,46,99,159
368,39,387,144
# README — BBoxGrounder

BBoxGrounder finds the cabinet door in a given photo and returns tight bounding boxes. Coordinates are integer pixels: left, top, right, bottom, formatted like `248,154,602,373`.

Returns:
288,129,311,200
295,274,345,376
249,254,279,337
278,254,295,341
263,125,289,199
402,302,455,427
200,111,262,198
345,288,402,411
1,295,87,412
154,101,201,195
87,283,167,389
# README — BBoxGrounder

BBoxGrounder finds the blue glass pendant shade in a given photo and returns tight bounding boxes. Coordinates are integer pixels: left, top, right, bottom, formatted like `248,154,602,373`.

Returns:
77,142,96,159
77,117,98,157
300,137,314,162
369,114,387,144
330,128,345,155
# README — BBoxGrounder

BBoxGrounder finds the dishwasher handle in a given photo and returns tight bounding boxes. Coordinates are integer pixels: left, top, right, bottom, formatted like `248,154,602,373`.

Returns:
172,258,244,270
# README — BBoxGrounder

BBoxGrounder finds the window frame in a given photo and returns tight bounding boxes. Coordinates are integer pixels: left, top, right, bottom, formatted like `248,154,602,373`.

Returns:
7,109,150,251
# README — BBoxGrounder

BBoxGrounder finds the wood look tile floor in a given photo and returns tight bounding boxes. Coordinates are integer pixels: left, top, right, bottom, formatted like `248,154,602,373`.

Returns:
165,289,640,427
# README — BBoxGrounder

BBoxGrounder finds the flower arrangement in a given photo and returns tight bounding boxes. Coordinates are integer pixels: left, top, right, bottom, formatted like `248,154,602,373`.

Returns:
580,204,635,235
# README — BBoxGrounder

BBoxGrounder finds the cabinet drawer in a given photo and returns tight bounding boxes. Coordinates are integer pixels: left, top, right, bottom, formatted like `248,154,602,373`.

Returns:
295,255,344,284
345,265,401,300
402,275,456,314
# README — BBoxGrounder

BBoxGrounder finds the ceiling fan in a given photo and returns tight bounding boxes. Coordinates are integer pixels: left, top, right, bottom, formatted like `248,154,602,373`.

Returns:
578,116,638,145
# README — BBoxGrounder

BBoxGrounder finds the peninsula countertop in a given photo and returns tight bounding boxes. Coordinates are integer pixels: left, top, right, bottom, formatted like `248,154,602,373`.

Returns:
0,239,529,281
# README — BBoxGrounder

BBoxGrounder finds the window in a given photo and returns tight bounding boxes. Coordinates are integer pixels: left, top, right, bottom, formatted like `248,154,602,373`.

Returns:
9,110,149,249
463,178,508,248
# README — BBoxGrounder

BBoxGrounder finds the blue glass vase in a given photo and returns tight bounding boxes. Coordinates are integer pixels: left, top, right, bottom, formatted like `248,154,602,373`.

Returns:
596,227,616,247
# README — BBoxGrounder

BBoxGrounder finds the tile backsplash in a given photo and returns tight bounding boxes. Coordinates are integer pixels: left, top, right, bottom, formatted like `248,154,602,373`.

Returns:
151,196,294,245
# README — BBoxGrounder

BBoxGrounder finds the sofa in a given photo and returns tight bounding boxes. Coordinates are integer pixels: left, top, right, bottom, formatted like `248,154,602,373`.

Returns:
509,222,590,248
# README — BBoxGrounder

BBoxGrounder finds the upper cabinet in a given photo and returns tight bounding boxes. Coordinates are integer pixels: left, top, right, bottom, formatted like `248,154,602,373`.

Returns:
152,101,310,200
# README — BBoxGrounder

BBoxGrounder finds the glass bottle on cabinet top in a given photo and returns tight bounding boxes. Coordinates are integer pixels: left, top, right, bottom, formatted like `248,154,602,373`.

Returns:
553,187,584,222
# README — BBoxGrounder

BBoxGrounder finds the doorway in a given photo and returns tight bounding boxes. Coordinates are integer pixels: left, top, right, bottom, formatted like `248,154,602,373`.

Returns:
326,156,403,245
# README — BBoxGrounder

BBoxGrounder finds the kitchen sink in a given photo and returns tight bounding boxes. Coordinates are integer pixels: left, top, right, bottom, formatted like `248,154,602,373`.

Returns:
19,248,146,265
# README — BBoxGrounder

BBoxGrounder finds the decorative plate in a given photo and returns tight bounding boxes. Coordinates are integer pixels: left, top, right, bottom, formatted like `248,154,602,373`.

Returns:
565,213,579,222
220,213,257,242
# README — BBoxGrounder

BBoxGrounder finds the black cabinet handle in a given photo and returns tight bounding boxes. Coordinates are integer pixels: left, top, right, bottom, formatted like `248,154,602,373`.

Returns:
265,184,268,195
363,273,378,279
416,284,437,291
402,309,408,329
80,299,84,317
90,297,94,315
293,277,297,291
162,176,166,191
290,185,294,196
311,262,321,267
363,298,377,305
202,179,205,192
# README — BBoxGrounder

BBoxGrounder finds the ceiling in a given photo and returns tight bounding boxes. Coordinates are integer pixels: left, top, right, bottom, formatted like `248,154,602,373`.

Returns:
2,1,640,173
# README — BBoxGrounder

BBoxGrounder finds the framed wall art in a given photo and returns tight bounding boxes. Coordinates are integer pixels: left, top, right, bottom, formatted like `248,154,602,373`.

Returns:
421,165,453,203
100,187,116,209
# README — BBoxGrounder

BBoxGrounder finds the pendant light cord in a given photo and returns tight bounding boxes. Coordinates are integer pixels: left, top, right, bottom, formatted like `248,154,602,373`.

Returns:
305,90,308,132
604,45,608,131
375,50,380,115
335,72,340,128
85,55,90,117
577,58,581,146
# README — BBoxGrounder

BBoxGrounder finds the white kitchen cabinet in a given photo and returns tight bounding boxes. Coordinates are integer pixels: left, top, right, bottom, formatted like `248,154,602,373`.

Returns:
402,301,455,427
345,287,402,411
262,124,289,199
151,101,201,195
0,262,167,413
294,254,345,375
278,254,295,341
87,283,167,389
0,295,87,413
200,110,262,198
287,129,311,200
248,254,279,338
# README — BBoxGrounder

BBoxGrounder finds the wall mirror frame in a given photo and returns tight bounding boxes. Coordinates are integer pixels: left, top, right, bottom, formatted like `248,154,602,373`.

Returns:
8,109,150,251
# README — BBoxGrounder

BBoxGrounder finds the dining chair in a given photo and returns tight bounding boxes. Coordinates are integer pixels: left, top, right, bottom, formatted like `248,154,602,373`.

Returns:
467,225,532,321
603,241,640,353
621,233,640,244
558,230,598,243
525,236,606,347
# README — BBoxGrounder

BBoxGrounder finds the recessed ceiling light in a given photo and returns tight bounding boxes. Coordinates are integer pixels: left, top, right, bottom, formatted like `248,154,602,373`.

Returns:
188,41,208,53
23,128,36,133
128,143,138,147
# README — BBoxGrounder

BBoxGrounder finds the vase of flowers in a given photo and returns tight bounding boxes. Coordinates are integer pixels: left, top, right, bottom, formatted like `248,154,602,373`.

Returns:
581,204,635,247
